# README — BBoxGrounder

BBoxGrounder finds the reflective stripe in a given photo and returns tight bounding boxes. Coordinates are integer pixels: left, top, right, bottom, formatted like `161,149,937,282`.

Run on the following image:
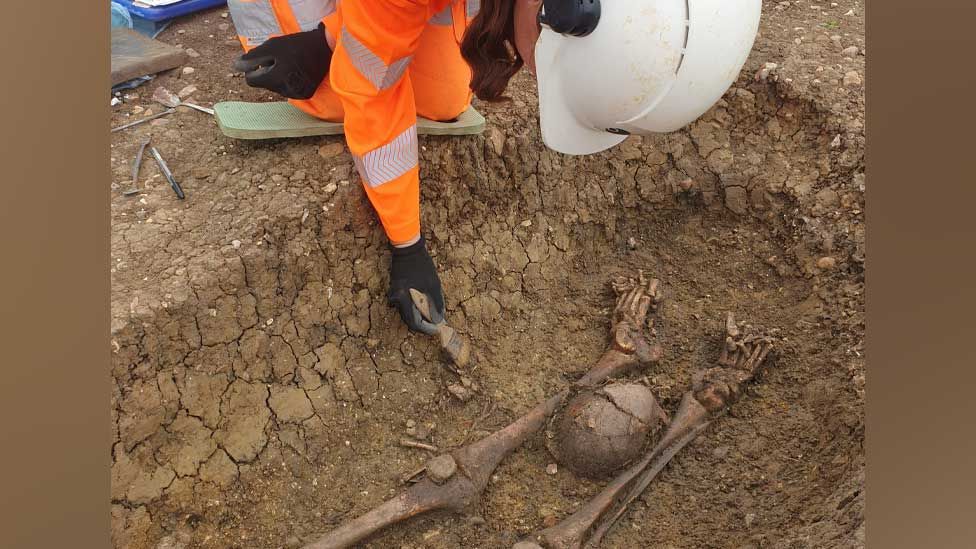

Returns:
291,0,336,31
353,124,419,188
466,0,480,18
341,27,412,90
227,0,281,46
429,4,452,25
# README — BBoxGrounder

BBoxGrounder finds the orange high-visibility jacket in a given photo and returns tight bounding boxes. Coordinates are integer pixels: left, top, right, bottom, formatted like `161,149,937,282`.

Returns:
228,0,478,245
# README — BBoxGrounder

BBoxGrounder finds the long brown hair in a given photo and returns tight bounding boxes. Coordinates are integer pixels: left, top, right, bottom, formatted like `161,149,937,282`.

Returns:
460,0,522,102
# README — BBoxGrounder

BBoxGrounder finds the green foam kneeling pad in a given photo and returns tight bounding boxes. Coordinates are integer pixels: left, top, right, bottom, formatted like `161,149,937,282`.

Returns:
215,101,486,140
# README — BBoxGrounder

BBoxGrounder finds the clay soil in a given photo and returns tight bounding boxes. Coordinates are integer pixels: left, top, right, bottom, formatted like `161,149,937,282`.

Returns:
110,2,865,548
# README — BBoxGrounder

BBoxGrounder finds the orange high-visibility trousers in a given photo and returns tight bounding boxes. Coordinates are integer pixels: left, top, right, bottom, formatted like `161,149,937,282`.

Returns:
228,0,478,245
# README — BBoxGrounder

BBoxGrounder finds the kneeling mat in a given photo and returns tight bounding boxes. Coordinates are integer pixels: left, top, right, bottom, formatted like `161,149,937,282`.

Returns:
215,101,486,140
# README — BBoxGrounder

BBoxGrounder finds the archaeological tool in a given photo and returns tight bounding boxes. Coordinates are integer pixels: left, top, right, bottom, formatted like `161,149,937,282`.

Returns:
123,136,151,196
152,86,215,115
111,107,175,132
409,288,471,369
149,146,185,199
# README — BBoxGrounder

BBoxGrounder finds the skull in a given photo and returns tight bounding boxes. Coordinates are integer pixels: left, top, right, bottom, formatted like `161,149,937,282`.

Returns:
547,383,668,479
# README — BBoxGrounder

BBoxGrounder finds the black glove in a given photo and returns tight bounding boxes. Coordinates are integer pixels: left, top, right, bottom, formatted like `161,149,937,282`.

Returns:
232,22,332,100
388,236,445,335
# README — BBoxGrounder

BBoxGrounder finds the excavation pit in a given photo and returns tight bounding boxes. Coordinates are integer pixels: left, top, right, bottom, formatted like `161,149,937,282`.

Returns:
110,8,865,549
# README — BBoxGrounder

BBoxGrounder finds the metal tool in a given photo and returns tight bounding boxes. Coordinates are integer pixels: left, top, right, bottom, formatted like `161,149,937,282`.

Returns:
149,147,185,199
152,87,215,115
110,108,176,133
123,137,151,196
409,288,471,368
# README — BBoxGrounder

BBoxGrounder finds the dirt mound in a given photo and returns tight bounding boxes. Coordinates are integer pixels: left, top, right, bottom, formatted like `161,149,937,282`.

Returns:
110,4,864,549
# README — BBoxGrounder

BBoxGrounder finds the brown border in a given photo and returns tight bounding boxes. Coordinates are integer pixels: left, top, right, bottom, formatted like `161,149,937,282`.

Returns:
0,3,109,549
867,0,976,547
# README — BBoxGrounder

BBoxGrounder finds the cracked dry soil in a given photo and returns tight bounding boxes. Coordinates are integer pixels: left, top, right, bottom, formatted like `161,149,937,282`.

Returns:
110,3,865,548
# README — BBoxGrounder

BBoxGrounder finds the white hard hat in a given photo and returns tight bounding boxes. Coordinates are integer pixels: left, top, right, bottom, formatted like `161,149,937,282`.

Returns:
534,0,762,155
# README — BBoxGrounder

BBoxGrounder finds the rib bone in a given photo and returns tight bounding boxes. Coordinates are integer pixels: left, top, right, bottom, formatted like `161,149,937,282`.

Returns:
302,272,663,549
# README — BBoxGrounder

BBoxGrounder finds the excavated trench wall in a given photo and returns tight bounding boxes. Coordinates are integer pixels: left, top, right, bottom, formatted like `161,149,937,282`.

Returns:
111,73,865,549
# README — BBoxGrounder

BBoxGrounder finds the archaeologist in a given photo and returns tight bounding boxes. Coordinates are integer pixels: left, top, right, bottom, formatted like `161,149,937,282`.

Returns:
227,0,760,334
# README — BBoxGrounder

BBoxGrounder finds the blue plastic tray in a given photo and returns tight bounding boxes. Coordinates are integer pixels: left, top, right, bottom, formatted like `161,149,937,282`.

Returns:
114,0,226,22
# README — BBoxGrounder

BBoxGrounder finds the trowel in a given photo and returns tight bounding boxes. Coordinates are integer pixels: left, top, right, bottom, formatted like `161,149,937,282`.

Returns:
408,288,471,369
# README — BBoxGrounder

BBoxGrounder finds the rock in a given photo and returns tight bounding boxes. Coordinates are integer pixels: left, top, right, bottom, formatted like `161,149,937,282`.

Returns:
269,386,315,423
447,383,473,402
111,97,121,107
843,71,862,88
817,256,837,270
318,142,345,158
426,454,457,484
323,182,338,195
182,67,195,75
724,186,749,215
546,463,558,475
745,513,757,527
487,126,505,156
627,236,638,250
177,85,198,99
185,48,200,58
754,62,778,82
842,46,859,57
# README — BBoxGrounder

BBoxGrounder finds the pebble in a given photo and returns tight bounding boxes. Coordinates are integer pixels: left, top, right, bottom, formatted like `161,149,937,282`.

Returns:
182,67,195,75
177,29,186,35
842,71,862,88
841,46,859,57
323,182,338,194
712,445,731,459
754,62,778,82
627,236,638,250
132,106,145,115
545,463,558,475
218,23,230,31
285,535,301,549
110,97,121,106
221,12,228,18
178,85,198,99
318,142,345,158
185,48,200,58
447,384,473,402
231,240,242,249
745,513,757,528
817,256,837,270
